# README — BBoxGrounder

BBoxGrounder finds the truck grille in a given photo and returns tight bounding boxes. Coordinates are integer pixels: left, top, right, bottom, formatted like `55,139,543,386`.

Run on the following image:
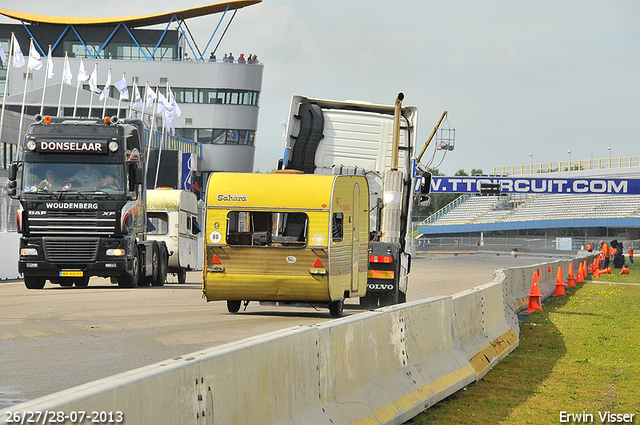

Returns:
43,238,100,263
28,211,116,236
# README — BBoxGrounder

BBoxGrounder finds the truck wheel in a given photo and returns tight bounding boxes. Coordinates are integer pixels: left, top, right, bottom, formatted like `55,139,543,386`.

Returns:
227,300,242,313
74,277,90,287
24,275,46,289
118,246,140,288
329,300,344,317
177,269,187,285
152,249,167,287
141,244,160,287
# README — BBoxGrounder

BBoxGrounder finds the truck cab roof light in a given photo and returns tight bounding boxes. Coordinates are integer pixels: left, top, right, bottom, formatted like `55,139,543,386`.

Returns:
44,115,51,125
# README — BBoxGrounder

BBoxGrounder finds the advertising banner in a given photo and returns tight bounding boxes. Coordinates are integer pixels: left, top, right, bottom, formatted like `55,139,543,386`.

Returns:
430,176,640,195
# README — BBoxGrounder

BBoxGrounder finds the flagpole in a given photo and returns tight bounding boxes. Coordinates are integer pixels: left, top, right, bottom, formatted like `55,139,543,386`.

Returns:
146,86,159,185
39,45,52,116
88,63,97,118
154,83,171,189
73,58,83,117
101,67,111,118
18,39,34,147
140,82,149,126
116,72,125,119
0,33,15,146
57,52,68,117
128,78,136,118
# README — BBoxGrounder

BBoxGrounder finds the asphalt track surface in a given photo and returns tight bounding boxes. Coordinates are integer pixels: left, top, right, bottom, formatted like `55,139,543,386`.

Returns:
0,252,562,409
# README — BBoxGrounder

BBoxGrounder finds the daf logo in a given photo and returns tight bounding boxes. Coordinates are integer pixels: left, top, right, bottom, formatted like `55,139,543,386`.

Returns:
28,210,46,215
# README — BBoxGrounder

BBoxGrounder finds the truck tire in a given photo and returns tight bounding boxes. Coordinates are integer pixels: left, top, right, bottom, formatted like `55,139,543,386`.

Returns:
152,249,167,287
227,300,242,313
118,246,140,288
141,244,160,286
24,275,46,290
177,269,187,285
329,299,344,317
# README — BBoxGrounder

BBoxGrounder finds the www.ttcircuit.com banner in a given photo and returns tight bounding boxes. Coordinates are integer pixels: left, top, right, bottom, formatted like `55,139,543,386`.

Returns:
429,176,640,195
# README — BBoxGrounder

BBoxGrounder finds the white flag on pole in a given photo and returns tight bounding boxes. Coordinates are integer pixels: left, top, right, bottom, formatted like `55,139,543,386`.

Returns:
62,56,73,85
168,88,182,118
99,69,111,100
13,37,25,68
77,59,90,82
132,81,142,108
89,67,100,93
157,91,173,114
27,42,43,71
145,86,157,107
114,77,129,100
0,44,7,64
46,53,54,79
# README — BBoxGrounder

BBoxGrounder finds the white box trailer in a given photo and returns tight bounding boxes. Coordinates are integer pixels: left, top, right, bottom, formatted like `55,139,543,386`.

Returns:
147,189,200,284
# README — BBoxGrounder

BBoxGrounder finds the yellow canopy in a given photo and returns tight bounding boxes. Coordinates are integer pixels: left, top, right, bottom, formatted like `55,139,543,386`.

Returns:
0,0,261,27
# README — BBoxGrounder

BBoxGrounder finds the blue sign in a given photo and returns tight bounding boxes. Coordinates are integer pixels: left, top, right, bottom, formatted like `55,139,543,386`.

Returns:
430,176,640,195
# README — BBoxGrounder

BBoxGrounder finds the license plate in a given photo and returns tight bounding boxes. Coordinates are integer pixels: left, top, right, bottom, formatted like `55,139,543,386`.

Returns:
59,271,83,277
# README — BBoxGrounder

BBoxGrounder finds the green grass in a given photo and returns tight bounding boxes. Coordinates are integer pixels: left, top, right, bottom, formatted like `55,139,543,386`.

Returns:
409,260,640,424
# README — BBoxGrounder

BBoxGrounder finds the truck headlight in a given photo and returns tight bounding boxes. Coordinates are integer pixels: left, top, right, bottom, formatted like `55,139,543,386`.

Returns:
106,248,126,256
20,248,38,256
108,141,119,152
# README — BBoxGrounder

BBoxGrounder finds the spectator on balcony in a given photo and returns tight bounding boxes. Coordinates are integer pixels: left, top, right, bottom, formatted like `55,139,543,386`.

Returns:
238,53,245,63
209,52,216,62
228,52,235,62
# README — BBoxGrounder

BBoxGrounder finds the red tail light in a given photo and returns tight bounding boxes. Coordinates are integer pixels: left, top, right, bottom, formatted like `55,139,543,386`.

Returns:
369,255,393,264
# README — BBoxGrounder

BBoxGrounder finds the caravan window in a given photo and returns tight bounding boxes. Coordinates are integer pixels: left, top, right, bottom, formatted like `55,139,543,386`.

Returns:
148,212,169,235
226,211,308,247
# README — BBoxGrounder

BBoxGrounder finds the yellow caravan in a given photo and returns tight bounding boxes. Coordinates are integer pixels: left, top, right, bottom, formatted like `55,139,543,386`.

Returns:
203,172,369,316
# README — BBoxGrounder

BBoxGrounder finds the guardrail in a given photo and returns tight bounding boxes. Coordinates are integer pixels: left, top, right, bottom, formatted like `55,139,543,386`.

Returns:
0,255,591,425
493,156,640,176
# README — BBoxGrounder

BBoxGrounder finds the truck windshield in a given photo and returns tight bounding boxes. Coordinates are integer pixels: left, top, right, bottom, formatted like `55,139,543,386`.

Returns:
227,211,308,247
22,162,125,194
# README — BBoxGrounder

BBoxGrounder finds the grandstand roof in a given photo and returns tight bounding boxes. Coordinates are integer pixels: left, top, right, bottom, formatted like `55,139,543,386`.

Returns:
0,1,261,27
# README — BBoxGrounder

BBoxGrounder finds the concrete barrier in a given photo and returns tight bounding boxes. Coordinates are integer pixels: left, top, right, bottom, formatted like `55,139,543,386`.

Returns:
0,254,594,425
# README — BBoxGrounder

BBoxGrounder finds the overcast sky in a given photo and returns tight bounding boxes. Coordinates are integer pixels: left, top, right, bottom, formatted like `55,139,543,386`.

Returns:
1,0,639,175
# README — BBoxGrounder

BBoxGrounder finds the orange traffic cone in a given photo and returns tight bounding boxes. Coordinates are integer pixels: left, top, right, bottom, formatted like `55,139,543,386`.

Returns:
567,263,576,288
524,271,543,311
576,263,585,283
554,266,566,296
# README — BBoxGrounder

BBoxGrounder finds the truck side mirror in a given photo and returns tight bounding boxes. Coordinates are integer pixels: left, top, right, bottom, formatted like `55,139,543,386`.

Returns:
128,163,144,192
9,163,18,181
420,171,432,195
5,163,18,197
5,180,17,197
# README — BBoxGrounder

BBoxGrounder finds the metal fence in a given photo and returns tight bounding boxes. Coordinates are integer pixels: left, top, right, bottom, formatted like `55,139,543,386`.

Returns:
413,235,640,251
